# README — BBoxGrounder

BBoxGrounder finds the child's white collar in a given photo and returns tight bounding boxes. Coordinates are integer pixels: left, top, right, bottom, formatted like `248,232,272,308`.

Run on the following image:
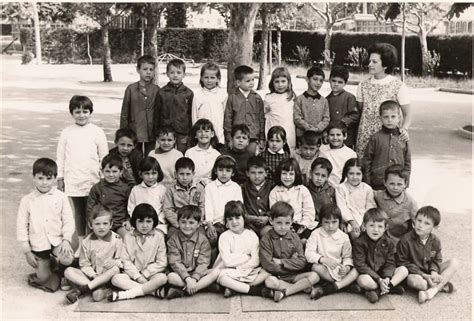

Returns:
239,87,251,98
268,148,284,155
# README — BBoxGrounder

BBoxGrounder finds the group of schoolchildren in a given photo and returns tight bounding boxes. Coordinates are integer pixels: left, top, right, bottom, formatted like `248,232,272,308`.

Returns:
17,55,457,309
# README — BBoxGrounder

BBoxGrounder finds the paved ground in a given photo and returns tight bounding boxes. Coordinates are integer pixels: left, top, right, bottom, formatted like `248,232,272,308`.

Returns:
1,55,472,320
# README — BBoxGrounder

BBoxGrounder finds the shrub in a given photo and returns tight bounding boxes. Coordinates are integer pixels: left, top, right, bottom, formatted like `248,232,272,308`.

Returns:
293,45,310,67
347,46,369,72
21,51,34,64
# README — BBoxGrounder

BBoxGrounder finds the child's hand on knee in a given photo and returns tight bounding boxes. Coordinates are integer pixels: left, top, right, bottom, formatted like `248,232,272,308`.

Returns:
349,220,360,233
103,259,119,270
321,257,340,270
338,265,350,277
137,276,147,284
25,252,38,268
206,223,217,239
378,277,390,294
185,277,198,295
430,271,443,284
59,240,73,257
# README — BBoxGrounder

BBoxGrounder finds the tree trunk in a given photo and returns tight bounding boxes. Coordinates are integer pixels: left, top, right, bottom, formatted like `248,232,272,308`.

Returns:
323,23,333,68
148,14,160,85
257,9,268,90
268,27,272,74
276,27,282,66
86,33,92,65
30,1,41,64
400,5,406,81
140,18,145,57
418,28,429,76
226,3,261,92
101,25,113,82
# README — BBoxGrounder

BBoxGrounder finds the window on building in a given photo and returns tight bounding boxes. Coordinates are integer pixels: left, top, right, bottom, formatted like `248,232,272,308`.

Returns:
468,21,472,33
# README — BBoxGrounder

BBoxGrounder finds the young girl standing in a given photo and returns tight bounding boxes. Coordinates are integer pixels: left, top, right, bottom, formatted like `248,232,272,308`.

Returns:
264,67,296,151
185,119,221,184
215,201,271,298
109,204,168,301
335,158,376,239
258,126,291,182
192,62,228,144
269,159,317,241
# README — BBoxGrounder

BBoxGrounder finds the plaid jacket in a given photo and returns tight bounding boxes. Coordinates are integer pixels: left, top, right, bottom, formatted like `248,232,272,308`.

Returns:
258,150,291,182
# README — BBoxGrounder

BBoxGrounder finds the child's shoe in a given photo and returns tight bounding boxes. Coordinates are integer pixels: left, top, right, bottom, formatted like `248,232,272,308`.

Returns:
153,287,167,299
365,290,379,303
344,283,362,294
207,282,222,293
223,287,236,298
107,291,119,302
60,278,71,291
418,290,430,303
310,286,324,300
441,282,454,293
92,287,107,302
166,287,185,300
261,287,274,299
65,289,81,304
273,289,286,302
389,284,405,295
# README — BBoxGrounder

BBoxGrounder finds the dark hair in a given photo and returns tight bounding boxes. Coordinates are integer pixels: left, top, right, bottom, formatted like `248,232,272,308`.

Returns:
189,118,219,148
102,154,123,170
300,130,321,146
246,156,267,171
137,54,155,68
130,203,159,229
175,157,195,172
211,155,237,180
234,65,254,81
156,126,176,139
224,200,247,224
33,158,57,178
177,205,202,222
379,100,401,116
307,66,325,79
167,58,186,73
268,67,296,101
310,157,333,174
327,120,348,136
200,62,221,87
368,43,398,74
266,126,291,153
384,164,407,182
231,124,250,138
270,201,294,219
88,205,113,223
329,65,349,83
274,158,303,186
319,204,343,226
69,95,93,114
340,158,363,183
115,127,138,144
139,157,164,182
363,208,389,226
415,206,441,227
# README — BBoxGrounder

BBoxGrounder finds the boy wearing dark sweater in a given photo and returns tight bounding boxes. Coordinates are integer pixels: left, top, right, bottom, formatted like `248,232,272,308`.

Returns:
108,128,143,187
306,157,336,222
221,124,254,184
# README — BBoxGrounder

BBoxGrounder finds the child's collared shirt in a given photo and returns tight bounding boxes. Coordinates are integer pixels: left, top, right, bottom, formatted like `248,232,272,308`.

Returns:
326,90,359,148
57,122,109,197
242,180,274,218
17,188,75,253
220,147,254,185
352,232,396,281
216,228,260,270
127,182,167,234
269,185,317,229
79,231,123,279
204,179,243,224
258,149,291,182
167,229,211,281
192,87,228,143
121,229,167,280
293,151,320,185
163,181,205,229
396,230,442,275
259,229,307,277
157,82,194,136
335,181,376,225
319,144,357,187
307,180,336,221
120,81,160,143
148,148,183,188
185,146,220,182
375,190,418,239
109,147,143,187
224,88,265,142
293,91,330,137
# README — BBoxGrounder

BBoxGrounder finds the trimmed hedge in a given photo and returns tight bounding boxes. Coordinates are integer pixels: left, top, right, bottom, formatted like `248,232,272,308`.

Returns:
20,27,472,76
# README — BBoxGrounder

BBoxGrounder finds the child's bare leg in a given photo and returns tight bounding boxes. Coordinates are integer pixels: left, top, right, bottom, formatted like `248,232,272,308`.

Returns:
419,259,459,303
110,273,167,301
407,274,429,291
284,272,319,297
167,272,186,288
335,268,358,289
250,269,270,286
390,266,409,286
357,274,378,290
195,268,220,292
265,276,288,290
111,273,140,290
218,275,250,293
140,273,167,295
88,266,119,290
311,264,335,282
64,267,90,286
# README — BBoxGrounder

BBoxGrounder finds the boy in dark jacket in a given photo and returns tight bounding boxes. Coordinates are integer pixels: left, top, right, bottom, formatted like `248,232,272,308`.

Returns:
108,128,143,187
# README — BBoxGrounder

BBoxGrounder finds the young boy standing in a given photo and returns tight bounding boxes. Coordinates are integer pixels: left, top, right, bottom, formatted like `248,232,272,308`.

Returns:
260,201,319,302
294,66,330,144
221,124,254,184
120,55,160,156
157,58,194,153
363,100,411,191
326,65,359,149
293,130,321,185
307,157,336,221
224,65,265,155
17,158,75,292
397,206,458,304
108,128,143,187
352,208,408,303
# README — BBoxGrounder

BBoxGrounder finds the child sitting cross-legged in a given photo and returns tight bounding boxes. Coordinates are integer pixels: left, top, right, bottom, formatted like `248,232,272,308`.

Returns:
64,206,122,304
109,204,167,301
396,206,459,304
305,204,361,300
352,208,408,303
260,201,319,302
166,205,221,299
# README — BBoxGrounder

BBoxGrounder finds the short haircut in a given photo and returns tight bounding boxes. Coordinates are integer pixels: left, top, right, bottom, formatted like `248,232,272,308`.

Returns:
300,130,321,146
270,201,294,219
274,158,303,186
368,43,398,74
246,156,267,171
115,127,138,144
340,158,363,183
307,66,325,79
384,164,407,182
139,157,164,182
363,208,389,226
224,200,246,223
231,124,250,138
211,155,237,180
156,125,176,139
175,157,195,172
319,204,343,224
200,62,221,87
130,203,159,229
69,95,93,114
102,154,123,170
310,157,333,174
89,205,113,223
415,206,441,227
33,158,58,177
379,100,401,116
329,65,349,83
234,65,254,81
167,58,186,73
188,118,219,148
326,120,347,135
177,205,202,222
137,54,155,68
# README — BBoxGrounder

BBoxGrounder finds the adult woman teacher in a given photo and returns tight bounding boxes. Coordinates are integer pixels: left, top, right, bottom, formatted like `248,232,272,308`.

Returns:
355,43,412,158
